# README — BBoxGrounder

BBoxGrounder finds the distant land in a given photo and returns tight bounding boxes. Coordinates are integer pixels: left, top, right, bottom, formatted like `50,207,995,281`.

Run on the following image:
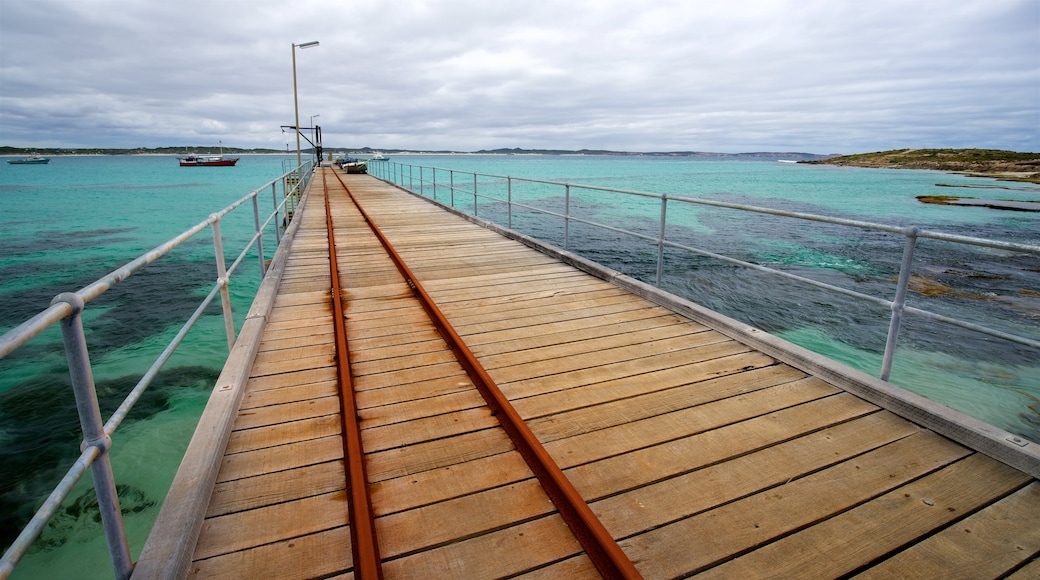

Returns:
0,145,829,160
4,146,1038,184
803,148,1040,183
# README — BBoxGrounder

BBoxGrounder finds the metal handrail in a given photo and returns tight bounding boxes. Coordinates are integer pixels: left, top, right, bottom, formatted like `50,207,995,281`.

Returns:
0,162,314,580
370,160,1040,383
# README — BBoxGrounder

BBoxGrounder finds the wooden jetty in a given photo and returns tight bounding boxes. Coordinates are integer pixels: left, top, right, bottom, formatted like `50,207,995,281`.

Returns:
134,168,1040,579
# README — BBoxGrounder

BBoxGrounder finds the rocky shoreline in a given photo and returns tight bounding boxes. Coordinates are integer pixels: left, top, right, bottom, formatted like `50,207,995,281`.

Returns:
804,148,1040,184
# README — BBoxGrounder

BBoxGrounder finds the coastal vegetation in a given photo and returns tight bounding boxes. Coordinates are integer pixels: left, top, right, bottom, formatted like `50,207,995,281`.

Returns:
804,148,1040,183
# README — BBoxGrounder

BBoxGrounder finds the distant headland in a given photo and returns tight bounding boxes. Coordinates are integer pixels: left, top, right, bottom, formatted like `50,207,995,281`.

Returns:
802,148,1040,184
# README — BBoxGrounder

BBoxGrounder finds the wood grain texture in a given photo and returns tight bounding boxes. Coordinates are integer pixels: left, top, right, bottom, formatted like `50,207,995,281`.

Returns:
172,170,1038,579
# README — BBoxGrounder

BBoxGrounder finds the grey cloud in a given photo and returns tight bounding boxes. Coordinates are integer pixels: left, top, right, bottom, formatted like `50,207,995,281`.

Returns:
1,0,1037,152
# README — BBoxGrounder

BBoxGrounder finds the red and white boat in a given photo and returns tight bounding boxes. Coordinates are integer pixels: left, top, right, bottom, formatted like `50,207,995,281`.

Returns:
179,142,240,166
178,153,239,167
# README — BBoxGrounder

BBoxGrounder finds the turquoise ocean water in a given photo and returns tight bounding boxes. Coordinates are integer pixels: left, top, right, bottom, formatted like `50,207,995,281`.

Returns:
2,153,1039,578
1,154,298,578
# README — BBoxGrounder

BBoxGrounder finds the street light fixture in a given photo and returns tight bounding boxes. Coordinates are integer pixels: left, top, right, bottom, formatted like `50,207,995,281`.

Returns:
292,40,319,169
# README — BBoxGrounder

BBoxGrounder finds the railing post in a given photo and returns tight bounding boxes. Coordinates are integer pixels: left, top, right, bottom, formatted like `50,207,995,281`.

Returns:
210,217,236,351
507,177,513,229
271,183,282,244
52,293,134,580
409,165,414,192
252,194,266,278
450,170,455,207
881,227,919,381
432,167,437,201
656,194,668,286
564,184,571,249
419,166,424,196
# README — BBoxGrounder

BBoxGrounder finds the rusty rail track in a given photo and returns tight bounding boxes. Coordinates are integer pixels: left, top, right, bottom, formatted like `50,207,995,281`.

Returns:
322,170,642,579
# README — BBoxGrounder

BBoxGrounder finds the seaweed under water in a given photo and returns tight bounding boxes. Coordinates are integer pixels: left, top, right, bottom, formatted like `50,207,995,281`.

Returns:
0,366,218,549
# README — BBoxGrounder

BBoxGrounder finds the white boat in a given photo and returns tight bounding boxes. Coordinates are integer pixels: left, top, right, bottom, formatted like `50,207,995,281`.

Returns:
7,154,50,165
370,152,388,161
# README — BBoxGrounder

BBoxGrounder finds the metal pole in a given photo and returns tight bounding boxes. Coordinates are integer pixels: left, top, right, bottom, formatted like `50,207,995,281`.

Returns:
272,183,282,244
880,227,919,381
450,170,455,207
292,44,302,170
432,167,437,200
252,195,266,278
507,177,513,229
656,194,668,286
473,173,478,216
292,41,319,171
564,184,571,249
52,293,134,580
211,218,236,350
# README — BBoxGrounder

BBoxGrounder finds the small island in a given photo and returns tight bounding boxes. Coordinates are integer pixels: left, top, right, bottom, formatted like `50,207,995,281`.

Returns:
803,148,1040,184
805,148,1040,211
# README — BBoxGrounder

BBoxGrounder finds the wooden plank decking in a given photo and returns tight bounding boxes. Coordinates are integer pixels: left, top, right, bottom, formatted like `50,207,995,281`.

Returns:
143,168,1039,579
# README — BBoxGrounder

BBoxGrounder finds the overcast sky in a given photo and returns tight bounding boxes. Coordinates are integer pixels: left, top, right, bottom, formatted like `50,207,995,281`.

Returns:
1,0,1037,153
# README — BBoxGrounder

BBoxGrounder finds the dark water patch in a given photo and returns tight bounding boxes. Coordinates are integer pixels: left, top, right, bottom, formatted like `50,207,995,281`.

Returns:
64,228,138,240
31,484,155,552
107,183,208,191
0,260,220,351
934,182,1039,192
0,366,217,547
81,261,223,351
0,228,138,258
0,263,126,326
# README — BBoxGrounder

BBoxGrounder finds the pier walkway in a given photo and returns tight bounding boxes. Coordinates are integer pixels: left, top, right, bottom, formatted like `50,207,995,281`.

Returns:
136,168,1040,579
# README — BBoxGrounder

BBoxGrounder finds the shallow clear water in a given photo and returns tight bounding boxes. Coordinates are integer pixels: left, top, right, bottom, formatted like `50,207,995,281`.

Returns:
1,153,1038,578
1,154,298,578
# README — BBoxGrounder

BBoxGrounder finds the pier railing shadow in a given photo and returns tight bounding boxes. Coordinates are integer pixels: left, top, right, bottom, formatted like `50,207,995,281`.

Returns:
0,162,315,579
371,159,1039,426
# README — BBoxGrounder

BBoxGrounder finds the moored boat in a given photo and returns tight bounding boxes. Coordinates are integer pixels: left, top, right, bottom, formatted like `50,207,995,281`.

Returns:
344,160,368,174
179,142,240,166
178,154,240,167
7,154,50,165
335,155,368,174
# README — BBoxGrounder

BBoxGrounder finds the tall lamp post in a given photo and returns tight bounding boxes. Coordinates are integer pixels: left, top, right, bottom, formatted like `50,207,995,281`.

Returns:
292,40,320,169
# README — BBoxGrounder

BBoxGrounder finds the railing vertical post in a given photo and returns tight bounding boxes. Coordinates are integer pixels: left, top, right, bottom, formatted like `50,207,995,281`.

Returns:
507,177,513,229
881,227,919,381
271,183,282,244
473,173,479,216
252,194,266,278
419,166,424,196
409,165,414,192
210,218,236,350
432,167,437,201
52,293,134,580
564,184,571,249
450,170,455,207
656,194,668,286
